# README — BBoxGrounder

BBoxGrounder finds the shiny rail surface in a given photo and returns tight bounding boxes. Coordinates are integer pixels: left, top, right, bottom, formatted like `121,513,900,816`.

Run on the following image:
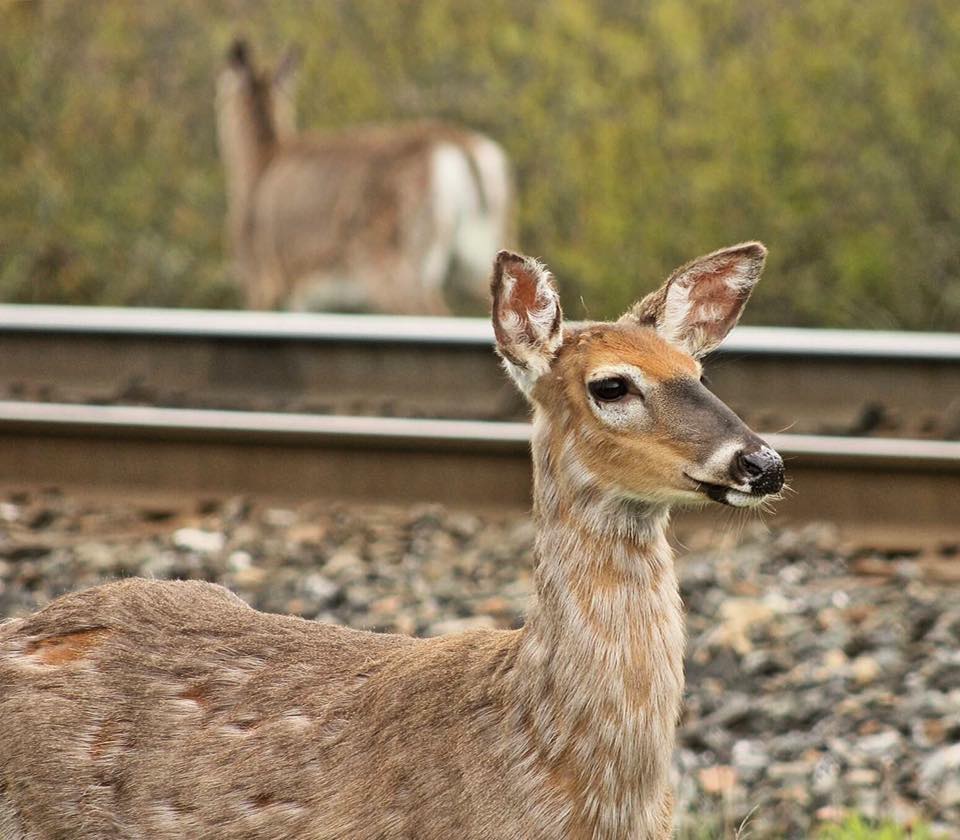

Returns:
2,305,960,438
1,401,958,530
4,304,960,356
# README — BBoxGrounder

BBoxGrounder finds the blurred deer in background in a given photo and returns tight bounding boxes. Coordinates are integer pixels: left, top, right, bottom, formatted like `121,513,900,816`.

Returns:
0,244,784,839
216,39,514,314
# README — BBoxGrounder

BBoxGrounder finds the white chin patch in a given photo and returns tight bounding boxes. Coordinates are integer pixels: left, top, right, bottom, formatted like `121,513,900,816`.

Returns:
724,489,763,508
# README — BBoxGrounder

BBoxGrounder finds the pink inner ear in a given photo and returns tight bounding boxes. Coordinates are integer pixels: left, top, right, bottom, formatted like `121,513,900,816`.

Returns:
492,253,562,368
686,259,753,329
507,262,542,315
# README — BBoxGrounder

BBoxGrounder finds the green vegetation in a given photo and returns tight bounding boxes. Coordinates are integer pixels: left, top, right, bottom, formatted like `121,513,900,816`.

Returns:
818,814,938,840
677,812,938,839
3,1,960,327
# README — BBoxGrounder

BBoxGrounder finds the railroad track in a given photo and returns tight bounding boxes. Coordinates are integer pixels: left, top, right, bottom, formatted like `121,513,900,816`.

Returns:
3,305,960,437
1,306,958,532
1,401,959,533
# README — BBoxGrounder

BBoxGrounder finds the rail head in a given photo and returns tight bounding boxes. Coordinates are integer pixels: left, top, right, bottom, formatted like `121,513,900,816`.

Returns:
2,402,960,471
2,305,960,360
0,401,530,453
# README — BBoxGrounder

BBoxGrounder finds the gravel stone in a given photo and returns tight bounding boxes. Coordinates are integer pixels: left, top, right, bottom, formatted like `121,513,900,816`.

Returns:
0,490,957,836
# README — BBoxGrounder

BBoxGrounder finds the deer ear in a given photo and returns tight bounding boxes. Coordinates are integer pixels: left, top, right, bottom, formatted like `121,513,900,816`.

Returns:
271,45,301,139
622,242,766,358
491,250,563,396
226,38,252,73
273,44,302,86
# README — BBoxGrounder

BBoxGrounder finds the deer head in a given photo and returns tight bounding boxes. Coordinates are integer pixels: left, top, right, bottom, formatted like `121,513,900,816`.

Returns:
491,243,784,510
217,39,301,154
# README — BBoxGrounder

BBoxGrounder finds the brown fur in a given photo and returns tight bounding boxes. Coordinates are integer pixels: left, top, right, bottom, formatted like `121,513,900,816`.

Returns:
217,41,514,314
1,581,534,838
25,627,112,666
0,244,775,839
531,325,709,501
565,324,700,383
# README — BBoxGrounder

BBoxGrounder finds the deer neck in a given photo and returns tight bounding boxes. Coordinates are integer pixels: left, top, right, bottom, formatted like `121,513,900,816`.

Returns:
216,83,278,245
510,415,685,835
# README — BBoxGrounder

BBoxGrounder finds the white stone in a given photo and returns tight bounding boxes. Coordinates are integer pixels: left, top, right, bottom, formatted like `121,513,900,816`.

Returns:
303,573,338,601
920,742,960,788
856,730,901,757
228,550,253,572
172,528,225,554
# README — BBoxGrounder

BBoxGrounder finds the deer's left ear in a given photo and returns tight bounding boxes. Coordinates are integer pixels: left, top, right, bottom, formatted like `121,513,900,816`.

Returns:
491,250,563,397
273,44,302,86
271,45,302,140
622,242,767,358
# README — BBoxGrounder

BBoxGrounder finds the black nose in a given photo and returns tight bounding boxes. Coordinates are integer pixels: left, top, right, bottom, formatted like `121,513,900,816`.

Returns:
734,445,784,495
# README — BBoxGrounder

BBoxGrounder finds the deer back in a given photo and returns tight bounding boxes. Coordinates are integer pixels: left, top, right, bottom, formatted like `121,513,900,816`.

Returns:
246,121,511,313
0,578,560,839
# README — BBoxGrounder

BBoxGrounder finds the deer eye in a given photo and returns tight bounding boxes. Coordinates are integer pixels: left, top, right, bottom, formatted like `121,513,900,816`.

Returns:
588,377,630,402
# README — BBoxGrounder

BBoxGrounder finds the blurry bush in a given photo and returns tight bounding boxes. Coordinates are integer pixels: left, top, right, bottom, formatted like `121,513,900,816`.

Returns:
2,0,960,327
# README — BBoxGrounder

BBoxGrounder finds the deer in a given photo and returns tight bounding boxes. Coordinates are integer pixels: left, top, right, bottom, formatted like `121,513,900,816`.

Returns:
0,242,784,839
216,39,514,315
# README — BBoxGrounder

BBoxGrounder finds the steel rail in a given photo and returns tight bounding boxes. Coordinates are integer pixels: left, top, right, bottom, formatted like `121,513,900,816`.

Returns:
3,306,960,440
3,304,960,358
1,401,958,530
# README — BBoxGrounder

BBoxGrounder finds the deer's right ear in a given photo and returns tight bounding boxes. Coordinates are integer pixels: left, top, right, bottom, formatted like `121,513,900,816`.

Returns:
273,44,302,85
621,242,766,359
226,38,252,72
491,250,563,396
